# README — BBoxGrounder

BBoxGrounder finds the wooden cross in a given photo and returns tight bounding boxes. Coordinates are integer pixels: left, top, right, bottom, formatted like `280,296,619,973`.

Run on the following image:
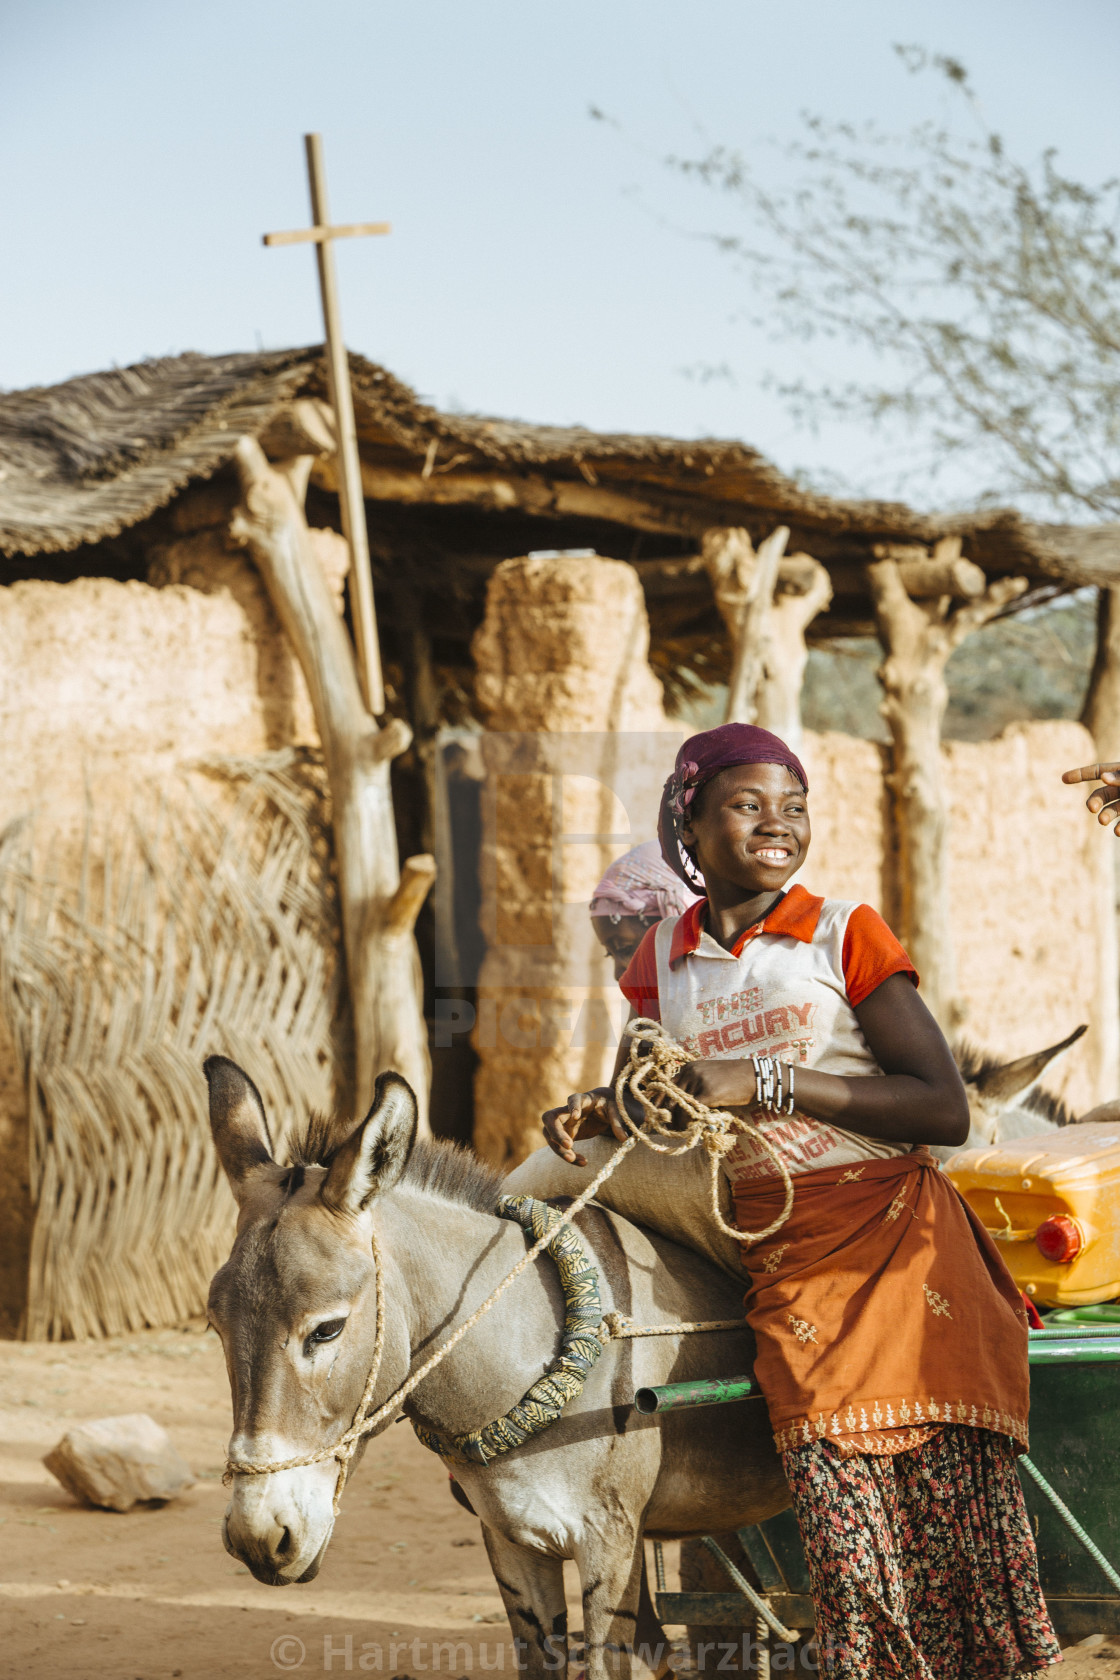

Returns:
264,132,389,715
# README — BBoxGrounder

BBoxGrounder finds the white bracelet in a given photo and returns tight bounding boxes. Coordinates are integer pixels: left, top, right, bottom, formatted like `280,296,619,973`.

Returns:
751,1053,797,1116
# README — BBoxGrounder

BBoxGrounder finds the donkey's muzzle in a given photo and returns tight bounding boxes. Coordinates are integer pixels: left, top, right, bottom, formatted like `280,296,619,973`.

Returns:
223,1493,332,1586
223,1508,293,1585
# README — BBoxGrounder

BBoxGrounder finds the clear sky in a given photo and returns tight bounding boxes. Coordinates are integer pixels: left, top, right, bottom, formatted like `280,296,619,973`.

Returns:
3,0,1118,500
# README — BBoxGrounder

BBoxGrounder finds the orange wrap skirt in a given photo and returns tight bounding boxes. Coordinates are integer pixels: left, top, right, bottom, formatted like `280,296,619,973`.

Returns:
733,1147,1031,1457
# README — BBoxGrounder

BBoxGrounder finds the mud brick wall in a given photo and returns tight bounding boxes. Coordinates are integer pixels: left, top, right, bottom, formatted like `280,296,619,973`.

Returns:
471,553,685,1166
0,496,346,1334
470,557,1117,1165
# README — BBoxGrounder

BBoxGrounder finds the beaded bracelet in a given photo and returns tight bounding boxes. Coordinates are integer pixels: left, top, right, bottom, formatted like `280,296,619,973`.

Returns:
750,1054,796,1116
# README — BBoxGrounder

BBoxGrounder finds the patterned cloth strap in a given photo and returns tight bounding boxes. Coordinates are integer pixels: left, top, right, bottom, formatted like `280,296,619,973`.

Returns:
410,1194,605,1466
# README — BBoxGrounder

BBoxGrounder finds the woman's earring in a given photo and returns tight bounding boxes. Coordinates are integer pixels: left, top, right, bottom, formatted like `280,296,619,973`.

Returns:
677,825,704,888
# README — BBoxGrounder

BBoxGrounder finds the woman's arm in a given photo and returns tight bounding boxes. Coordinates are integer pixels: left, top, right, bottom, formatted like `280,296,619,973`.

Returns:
674,973,970,1148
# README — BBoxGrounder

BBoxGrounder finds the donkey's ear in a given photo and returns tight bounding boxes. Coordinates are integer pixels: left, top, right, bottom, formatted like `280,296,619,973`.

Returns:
974,1024,1088,1105
321,1072,418,1217
204,1056,276,1203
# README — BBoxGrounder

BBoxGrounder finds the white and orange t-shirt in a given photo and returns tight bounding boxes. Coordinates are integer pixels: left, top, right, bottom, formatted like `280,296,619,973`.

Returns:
618,885,919,1195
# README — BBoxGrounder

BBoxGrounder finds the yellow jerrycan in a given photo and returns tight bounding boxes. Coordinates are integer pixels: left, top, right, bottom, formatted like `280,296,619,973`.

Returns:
945,1121,1120,1307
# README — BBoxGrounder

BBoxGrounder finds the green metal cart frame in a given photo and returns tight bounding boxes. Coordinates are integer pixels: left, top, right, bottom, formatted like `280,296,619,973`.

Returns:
635,1321,1120,1649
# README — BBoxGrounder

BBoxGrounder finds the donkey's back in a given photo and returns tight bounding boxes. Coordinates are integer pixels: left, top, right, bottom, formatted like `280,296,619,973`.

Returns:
454,1189,788,1546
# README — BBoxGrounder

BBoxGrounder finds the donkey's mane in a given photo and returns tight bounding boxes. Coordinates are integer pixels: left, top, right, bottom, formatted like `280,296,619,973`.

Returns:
285,1115,505,1214
285,1111,346,1169
953,1041,1074,1128
401,1136,506,1213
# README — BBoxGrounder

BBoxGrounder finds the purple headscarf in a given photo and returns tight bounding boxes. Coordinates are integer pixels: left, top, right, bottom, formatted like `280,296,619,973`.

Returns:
657,723,809,888
589,840,702,924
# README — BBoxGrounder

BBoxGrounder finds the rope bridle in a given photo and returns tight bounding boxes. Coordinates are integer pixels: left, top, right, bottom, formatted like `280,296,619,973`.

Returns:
224,1019,795,1513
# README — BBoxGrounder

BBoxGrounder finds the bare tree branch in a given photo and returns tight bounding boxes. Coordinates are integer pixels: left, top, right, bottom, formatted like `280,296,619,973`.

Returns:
663,50,1120,517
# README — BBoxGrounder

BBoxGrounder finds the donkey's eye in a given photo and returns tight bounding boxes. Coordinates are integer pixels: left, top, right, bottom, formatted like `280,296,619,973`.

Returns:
305,1318,346,1354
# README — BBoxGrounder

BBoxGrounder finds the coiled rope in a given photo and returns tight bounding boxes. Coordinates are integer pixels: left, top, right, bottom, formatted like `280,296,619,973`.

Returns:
224,1018,796,1512
612,1017,795,1246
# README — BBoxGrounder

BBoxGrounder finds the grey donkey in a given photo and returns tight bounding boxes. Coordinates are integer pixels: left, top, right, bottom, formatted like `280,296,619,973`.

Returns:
952,1022,1120,1151
205,1057,788,1680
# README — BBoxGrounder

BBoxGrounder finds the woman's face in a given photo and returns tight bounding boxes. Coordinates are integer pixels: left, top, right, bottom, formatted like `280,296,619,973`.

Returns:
680,761,810,897
592,914,652,980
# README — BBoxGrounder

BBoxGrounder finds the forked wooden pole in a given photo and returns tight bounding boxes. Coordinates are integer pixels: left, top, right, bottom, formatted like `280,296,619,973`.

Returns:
230,437,433,1122
868,546,1027,1029
705,525,791,726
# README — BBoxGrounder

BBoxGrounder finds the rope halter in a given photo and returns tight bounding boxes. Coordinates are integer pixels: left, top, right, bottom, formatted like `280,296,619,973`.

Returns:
224,1224,389,1516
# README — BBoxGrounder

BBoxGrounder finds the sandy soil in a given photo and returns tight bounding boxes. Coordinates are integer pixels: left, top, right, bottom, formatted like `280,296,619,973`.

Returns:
0,1328,545,1680
1,1328,1118,1680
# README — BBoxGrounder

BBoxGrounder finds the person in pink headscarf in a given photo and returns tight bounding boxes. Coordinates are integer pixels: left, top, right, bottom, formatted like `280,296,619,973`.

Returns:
588,839,702,979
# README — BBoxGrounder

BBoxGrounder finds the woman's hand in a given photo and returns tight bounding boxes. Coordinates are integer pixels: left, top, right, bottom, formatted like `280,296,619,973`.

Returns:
541,1087,627,1165
1063,761,1120,833
673,1058,758,1110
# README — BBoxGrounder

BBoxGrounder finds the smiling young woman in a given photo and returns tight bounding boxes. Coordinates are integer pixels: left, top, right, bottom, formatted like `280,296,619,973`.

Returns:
542,723,1060,1680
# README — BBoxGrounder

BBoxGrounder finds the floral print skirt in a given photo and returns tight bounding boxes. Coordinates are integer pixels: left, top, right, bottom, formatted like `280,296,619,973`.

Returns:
782,1426,1061,1679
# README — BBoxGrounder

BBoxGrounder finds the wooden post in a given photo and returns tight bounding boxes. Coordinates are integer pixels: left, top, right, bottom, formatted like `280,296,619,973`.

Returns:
1082,586,1120,763
868,542,1027,1028
263,134,388,715
704,526,831,747
230,435,433,1124
723,526,788,724
1080,584,1120,1112
391,574,440,858
756,559,833,751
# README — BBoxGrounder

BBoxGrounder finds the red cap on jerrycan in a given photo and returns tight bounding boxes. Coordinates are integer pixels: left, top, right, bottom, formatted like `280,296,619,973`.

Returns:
1035,1215,1083,1264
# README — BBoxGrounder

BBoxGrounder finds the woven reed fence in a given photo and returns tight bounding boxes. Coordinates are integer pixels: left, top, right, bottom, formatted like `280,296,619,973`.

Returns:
0,751,346,1340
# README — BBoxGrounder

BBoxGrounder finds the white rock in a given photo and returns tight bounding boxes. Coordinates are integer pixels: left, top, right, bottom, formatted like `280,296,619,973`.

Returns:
42,1413,193,1511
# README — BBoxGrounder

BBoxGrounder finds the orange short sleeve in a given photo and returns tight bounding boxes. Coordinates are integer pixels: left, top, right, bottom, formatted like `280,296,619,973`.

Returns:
842,904,919,1008
618,924,661,1021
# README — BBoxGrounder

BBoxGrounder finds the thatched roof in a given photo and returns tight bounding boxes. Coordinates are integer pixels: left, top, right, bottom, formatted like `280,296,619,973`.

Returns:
2,348,1119,598
0,351,305,557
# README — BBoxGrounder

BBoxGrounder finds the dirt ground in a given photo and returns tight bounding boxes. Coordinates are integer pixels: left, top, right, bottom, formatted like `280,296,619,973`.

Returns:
1,1328,1118,1680
0,1327,561,1680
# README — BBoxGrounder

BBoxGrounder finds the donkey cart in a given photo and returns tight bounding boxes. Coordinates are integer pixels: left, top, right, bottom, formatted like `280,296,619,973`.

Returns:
635,1319,1120,1664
